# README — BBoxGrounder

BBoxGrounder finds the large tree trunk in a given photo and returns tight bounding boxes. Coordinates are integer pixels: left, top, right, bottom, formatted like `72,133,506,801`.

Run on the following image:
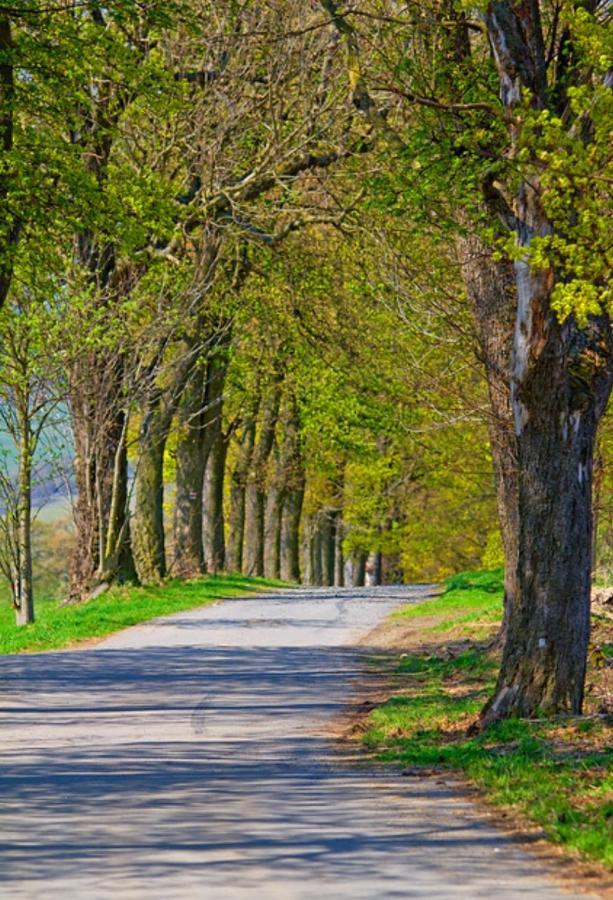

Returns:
243,479,267,577
244,381,282,577
203,427,228,573
133,337,199,583
321,510,335,587
280,482,304,583
306,509,335,587
172,324,231,576
69,354,137,599
200,328,232,573
457,235,518,639
264,480,283,580
333,513,344,587
483,306,611,721
351,550,367,587
226,418,257,573
133,396,167,584
269,399,304,582
309,519,324,586
172,366,207,578
480,5,613,720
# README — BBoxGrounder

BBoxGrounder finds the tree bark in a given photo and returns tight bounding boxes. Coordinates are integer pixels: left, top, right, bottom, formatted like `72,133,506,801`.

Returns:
199,328,232,573
480,5,613,722
351,550,367,587
270,398,304,582
457,235,518,640
172,323,231,576
373,551,383,587
133,395,168,584
14,398,33,626
69,354,137,599
203,427,228,573
320,510,335,587
310,520,323,586
483,307,612,721
280,482,304,583
264,479,283,580
226,417,257,573
172,365,207,578
333,513,344,587
244,380,282,577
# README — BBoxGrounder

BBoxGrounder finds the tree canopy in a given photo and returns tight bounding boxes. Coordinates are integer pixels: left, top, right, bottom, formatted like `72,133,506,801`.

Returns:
0,0,610,725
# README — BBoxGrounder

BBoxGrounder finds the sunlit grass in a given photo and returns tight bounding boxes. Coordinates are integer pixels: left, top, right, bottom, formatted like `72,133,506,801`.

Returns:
0,574,289,654
364,569,613,869
393,568,504,632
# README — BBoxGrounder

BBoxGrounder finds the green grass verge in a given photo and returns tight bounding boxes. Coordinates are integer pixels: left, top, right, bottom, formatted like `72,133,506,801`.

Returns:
393,568,504,636
364,569,613,869
0,574,289,654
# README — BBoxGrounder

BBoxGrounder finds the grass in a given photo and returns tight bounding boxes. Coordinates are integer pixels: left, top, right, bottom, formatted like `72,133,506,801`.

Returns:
363,569,613,870
0,574,289,654
393,568,504,636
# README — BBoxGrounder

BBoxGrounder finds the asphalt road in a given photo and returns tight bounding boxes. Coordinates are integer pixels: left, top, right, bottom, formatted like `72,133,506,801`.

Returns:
0,586,589,898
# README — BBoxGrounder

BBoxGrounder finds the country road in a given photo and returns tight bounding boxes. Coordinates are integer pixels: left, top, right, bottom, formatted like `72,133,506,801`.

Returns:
0,587,590,899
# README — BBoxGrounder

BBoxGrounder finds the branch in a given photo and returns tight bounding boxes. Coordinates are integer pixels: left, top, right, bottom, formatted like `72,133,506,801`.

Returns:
318,0,407,151
374,83,496,114
220,188,365,245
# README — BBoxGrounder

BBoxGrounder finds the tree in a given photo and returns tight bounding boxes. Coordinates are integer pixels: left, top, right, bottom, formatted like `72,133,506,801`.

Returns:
320,0,612,719
479,1,612,721
0,288,63,624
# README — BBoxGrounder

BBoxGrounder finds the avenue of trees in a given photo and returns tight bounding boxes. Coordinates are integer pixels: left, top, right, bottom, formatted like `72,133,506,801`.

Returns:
0,1,610,726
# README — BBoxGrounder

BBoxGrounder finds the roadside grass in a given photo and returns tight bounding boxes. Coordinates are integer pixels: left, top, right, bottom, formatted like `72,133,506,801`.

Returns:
363,569,613,869
0,574,289,654
392,568,503,636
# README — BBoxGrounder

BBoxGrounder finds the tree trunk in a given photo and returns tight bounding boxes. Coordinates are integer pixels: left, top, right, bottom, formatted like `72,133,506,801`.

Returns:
15,403,33,626
301,514,315,585
334,513,344,587
351,551,367,587
203,428,228,573
280,486,304,583
483,312,611,721
264,481,283,580
479,5,613,722
310,521,323,586
172,366,206,578
133,396,167,584
172,324,231,576
373,551,383,587
244,481,267,577
69,354,137,599
101,410,137,586
200,328,232,573
320,510,335,587
244,380,282,577
226,418,257,573
269,398,305,582
382,552,403,585
457,236,518,640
